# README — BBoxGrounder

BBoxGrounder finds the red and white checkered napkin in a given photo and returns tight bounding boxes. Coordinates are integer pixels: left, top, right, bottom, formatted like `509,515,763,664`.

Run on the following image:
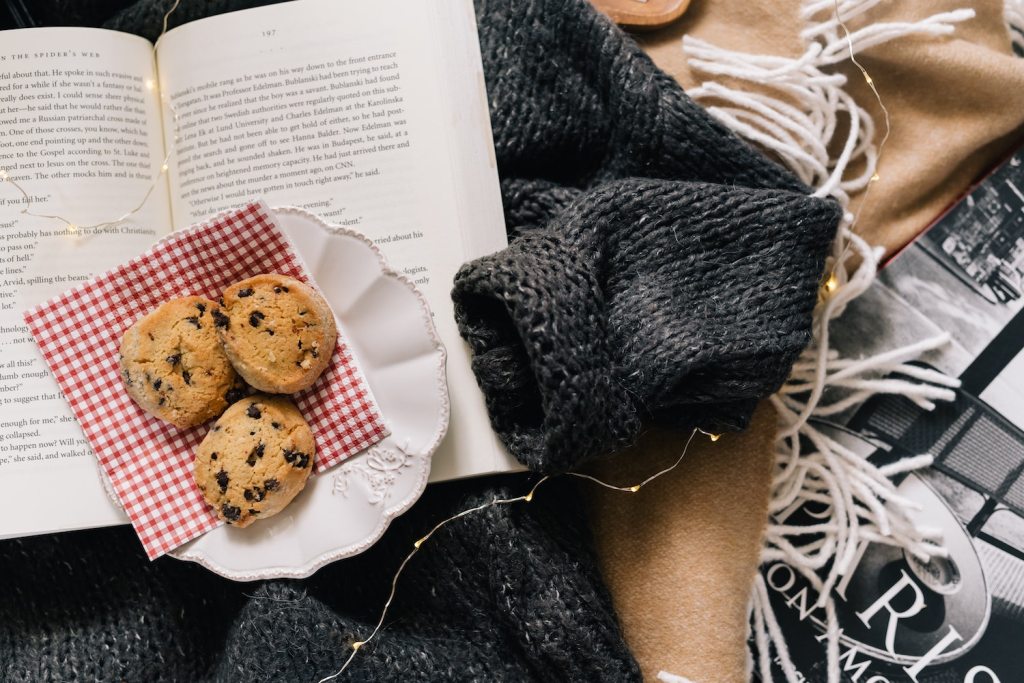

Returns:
23,201,389,559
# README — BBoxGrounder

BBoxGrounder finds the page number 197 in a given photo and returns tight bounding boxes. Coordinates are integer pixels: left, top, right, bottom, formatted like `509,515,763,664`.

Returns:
261,29,277,38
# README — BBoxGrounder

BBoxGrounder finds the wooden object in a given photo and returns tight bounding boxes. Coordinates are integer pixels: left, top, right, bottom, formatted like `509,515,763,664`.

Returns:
589,0,691,30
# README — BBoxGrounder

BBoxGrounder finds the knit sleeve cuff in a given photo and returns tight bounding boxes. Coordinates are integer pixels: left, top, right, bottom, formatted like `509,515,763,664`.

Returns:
452,231,640,472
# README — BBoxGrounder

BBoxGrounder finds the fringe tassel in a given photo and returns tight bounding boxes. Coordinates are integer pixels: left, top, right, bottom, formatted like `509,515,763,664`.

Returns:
657,673,698,683
670,3,976,682
1008,0,1024,55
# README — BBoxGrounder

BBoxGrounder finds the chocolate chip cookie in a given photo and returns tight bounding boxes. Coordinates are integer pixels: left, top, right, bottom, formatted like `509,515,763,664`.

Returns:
120,296,246,428
215,274,337,394
194,394,315,527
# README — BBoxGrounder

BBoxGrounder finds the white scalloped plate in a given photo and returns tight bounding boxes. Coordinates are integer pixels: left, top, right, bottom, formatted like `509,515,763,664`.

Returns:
166,206,449,580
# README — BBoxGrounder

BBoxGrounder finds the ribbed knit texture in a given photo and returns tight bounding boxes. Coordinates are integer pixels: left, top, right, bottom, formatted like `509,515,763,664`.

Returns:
1,0,837,680
453,0,841,471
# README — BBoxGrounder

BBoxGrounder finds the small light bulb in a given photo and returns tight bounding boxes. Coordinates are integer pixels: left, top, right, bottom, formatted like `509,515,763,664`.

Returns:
413,537,425,549
870,172,880,183
864,73,873,86
824,274,839,294
145,79,155,90
161,163,169,172
629,485,641,493
524,491,534,502
352,641,364,651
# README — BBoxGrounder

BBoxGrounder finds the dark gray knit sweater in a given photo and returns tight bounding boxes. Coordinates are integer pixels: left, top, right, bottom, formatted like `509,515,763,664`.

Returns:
0,0,838,680
453,0,838,470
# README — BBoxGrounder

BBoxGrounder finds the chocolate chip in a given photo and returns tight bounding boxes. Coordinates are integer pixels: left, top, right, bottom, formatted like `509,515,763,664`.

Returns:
265,329,275,336
246,403,261,419
295,361,303,367
224,386,246,404
122,369,132,386
297,340,303,349
221,503,241,522
246,442,265,466
244,485,265,502
271,422,281,430
237,288,254,298
153,378,162,390
273,285,289,293
185,316,201,329
215,469,229,492
248,508,260,515
147,333,155,341
311,349,319,359
196,302,207,316
212,309,230,329
211,452,218,461
158,397,166,406
264,478,279,491
218,297,225,306
249,311,265,327
283,449,310,469
182,370,192,385
166,353,181,365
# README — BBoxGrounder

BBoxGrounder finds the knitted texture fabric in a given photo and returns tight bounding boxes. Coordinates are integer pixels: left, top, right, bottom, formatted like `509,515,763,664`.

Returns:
2,477,637,682
453,0,841,471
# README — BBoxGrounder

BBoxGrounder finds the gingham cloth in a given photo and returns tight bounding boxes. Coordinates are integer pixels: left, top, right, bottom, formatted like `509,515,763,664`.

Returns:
23,201,389,559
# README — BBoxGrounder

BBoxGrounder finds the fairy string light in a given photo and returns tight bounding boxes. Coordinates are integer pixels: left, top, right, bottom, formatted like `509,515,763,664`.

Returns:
318,427,715,683
823,0,893,289
0,0,182,234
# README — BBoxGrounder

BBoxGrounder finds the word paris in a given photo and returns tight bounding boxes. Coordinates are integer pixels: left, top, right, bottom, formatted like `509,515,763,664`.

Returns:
765,562,999,683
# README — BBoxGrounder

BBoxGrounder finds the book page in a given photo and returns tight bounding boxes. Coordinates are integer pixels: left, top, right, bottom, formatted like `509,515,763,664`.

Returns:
0,28,171,538
157,0,518,481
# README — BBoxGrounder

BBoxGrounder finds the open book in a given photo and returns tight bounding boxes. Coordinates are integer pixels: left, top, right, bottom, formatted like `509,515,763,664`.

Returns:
0,0,518,541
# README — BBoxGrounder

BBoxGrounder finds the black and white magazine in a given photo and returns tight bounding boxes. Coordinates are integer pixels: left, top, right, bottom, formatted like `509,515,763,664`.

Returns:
760,149,1024,682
